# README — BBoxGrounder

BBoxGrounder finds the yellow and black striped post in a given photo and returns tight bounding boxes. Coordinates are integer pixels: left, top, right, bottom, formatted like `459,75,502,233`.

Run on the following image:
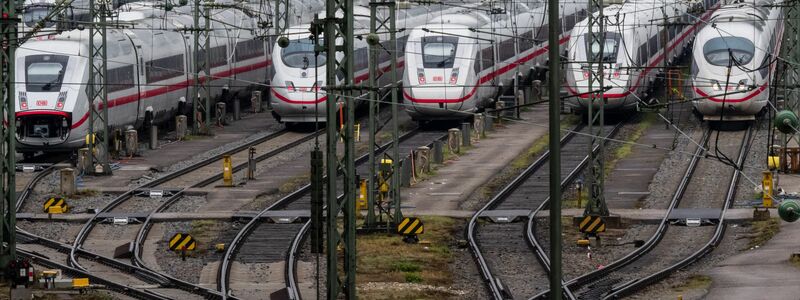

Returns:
396,217,424,243
579,215,606,234
169,233,196,252
43,197,68,214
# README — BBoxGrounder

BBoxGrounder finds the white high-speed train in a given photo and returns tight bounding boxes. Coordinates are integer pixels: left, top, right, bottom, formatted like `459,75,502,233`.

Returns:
21,0,123,33
14,1,322,156
403,1,586,120
269,2,484,124
691,0,783,121
565,0,721,112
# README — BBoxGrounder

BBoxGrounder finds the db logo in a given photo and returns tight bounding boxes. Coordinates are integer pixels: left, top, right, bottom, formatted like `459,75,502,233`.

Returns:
432,76,443,82
36,100,48,106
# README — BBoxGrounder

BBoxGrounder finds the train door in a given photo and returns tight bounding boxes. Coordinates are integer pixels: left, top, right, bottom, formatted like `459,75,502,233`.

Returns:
125,31,146,127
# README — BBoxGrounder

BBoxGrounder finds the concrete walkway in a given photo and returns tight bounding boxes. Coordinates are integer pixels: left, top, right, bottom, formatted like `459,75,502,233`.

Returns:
402,105,549,215
704,176,800,299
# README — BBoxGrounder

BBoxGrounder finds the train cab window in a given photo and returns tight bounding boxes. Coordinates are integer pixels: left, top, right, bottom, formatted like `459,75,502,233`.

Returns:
583,32,621,63
422,36,458,68
702,36,755,66
281,38,326,69
23,5,54,28
25,55,68,92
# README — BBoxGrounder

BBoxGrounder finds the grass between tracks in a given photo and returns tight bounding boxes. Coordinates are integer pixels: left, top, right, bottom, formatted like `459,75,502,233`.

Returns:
744,217,780,250
477,115,580,200
356,216,462,299
670,274,712,294
562,113,656,209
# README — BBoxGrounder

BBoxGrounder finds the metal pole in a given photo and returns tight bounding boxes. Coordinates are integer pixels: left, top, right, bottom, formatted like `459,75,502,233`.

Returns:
87,0,111,175
0,0,21,267
547,0,562,298
389,3,402,226
584,0,609,217
323,0,356,294
203,3,212,132
367,4,379,227
192,0,209,134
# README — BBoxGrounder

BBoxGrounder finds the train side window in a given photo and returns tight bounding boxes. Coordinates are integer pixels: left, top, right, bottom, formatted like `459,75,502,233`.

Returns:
648,35,658,59
474,45,481,75
355,48,368,71
638,43,648,66
146,54,185,83
498,38,516,62
535,25,548,43
564,13,576,32
235,40,265,62
108,65,135,93
481,46,494,71
519,30,534,52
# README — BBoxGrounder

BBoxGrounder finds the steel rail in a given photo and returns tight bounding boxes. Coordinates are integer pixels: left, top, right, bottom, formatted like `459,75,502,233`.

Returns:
128,130,324,299
284,129,451,300
13,164,170,299
18,248,172,300
465,122,585,300
62,129,294,298
529,127,713,300
217,127,436,299
603,124,753,299
523,120,627,300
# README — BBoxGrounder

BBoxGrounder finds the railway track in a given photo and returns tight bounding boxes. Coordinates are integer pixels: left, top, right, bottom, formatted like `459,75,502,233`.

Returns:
15,165,170,299
529,122,754,299
464,119,624,300
58,128,328,299
222,128,451,299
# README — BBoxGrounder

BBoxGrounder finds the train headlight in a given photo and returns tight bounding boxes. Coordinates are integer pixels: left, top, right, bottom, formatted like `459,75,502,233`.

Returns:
55,91,66,110
285,81,296,93
417,70,426,85
449,68,459,85
737,79,748,91
711,80,721,91
19,93,27,110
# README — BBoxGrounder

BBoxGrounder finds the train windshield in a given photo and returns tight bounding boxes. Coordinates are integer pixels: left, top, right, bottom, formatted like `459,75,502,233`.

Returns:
422,36,458,68
703,36,755,66
281,38,326,69
25,55,68,92
23,6,54,28
583,32,621,63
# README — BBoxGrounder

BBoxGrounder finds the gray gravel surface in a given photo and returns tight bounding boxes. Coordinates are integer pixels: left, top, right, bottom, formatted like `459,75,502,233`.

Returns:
154,221,233,284
17,220,81,244
163,195,208,213
127,127,282,187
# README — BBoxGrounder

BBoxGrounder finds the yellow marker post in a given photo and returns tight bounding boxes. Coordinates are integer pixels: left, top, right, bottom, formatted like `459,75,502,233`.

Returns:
763,171,774,208
223,155,233,187
357,179,367,211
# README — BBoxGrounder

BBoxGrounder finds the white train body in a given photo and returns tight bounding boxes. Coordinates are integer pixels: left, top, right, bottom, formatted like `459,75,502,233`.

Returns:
691,0,783,121
21,0,123,33
14,2,318,153
566,0,720,112
403,1,586,120
269,3,477,123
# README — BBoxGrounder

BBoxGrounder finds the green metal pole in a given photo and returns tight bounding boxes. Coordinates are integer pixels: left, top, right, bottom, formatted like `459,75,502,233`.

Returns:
324,0,339,293
584,0,609,217
87,0,111,175
547,0,562,298
0,0,21,267
343,0,356,293
203,3,212,133
367,4,379,227
390,2,402,227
